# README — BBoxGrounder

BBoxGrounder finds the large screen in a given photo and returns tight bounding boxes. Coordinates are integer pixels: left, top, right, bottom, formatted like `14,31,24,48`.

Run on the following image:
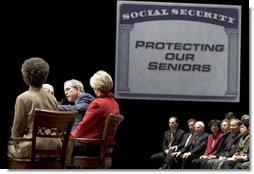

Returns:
115,1,241,102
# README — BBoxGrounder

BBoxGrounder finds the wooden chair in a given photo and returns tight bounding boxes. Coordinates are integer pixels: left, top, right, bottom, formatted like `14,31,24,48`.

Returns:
8,108,78,169
65,114,124,169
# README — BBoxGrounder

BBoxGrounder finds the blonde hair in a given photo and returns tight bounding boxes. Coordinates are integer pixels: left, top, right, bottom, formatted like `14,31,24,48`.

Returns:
90,70,113,93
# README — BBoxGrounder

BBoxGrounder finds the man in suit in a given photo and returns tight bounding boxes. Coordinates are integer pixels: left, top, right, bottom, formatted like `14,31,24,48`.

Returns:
199,119,230,169
169,118,197,153
205,118,242,169
167,121,209,169
151,116,185,169
220,119,249,169
160,118,196,169
58,79,95,131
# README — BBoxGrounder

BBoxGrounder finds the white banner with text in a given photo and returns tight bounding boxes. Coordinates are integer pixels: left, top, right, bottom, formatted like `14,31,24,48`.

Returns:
115,1,241,102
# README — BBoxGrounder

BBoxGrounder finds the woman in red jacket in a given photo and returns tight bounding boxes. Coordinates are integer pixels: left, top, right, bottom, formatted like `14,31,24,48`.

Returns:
70,70,120,156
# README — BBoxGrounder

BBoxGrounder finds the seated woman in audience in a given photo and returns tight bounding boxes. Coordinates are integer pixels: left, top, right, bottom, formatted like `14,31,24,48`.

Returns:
70,70,120,156
191,119,223,168
199,119,230,169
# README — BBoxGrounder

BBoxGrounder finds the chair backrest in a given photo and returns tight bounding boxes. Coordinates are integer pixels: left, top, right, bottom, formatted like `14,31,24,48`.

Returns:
103,114,124,145
30,108,78,168
101,114,124,168
66,114,124,169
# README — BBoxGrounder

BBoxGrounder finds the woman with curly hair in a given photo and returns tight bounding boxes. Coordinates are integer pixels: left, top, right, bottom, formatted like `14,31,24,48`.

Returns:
8,57,61,159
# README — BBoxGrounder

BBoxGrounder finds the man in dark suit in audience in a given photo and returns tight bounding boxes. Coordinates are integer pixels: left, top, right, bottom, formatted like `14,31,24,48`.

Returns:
151,116,185,169
199,119,230,168
169,118,197,153
167,121,208,169
160,118,196,169
204,118,242,169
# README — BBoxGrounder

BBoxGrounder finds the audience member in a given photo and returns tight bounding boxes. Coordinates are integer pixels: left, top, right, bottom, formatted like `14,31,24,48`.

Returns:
220,119,249,169
240,114,249,122
8,57,60,159
169,118,197,152
199,119,230,168
224,112,235,120
58,79,94,131
205,118,242,169
70,70,120,157
151,116,185,169
161,118,196,169
167,121,208,169
191,119,223,168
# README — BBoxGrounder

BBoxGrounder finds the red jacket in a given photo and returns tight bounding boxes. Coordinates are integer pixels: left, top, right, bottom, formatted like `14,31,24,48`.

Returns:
70,93,120,139
204,132,223,156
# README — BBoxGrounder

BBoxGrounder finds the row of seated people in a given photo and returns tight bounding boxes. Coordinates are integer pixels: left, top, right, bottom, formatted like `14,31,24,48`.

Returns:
151,114,249,169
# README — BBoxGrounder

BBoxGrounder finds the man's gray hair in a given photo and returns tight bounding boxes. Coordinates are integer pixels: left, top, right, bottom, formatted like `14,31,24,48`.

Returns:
195,121,205,128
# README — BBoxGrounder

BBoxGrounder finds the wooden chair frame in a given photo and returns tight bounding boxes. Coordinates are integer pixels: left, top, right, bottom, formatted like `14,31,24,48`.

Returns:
8,108,78,169
65,114,124,169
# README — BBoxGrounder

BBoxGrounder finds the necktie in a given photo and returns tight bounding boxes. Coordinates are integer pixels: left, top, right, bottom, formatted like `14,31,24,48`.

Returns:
168,132,175,148
192,135,198,144
185,134,192,146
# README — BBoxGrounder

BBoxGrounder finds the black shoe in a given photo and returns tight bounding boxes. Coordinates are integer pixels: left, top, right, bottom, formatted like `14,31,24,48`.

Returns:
159,164,168,169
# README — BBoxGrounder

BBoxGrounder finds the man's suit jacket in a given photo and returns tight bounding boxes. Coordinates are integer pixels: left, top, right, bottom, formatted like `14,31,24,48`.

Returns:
58,93,94,130
214,131,230,158
162,128,185,151
215,131,241,158
177,132,193,150
180,131,209,157
225,131,242,157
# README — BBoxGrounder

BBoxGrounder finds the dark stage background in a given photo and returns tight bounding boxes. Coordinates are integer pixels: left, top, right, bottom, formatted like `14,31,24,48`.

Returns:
0,0,249,169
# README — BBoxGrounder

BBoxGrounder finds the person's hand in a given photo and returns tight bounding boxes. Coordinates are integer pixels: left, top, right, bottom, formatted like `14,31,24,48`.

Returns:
164,149,169,154
199,155,208,159
171,151,181,157
231,155,243,162
182,152,191,159
169,146,178,152
208,155,216,159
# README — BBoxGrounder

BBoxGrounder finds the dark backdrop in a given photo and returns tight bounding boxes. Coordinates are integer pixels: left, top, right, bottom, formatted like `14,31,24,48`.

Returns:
0,0,249,169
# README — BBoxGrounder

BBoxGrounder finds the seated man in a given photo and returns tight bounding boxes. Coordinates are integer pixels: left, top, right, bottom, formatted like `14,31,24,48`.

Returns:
58,79,94,131
42,83,54,95
191,119,223,169
167,121,208,169
151,116,185,169
205,118,242,169
220,119,249,169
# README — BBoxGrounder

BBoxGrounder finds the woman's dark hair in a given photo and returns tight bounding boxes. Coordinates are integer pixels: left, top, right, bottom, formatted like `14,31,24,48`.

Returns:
225,112,235,120
21,57,49,87
208,119,222,129
240,119,249,129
